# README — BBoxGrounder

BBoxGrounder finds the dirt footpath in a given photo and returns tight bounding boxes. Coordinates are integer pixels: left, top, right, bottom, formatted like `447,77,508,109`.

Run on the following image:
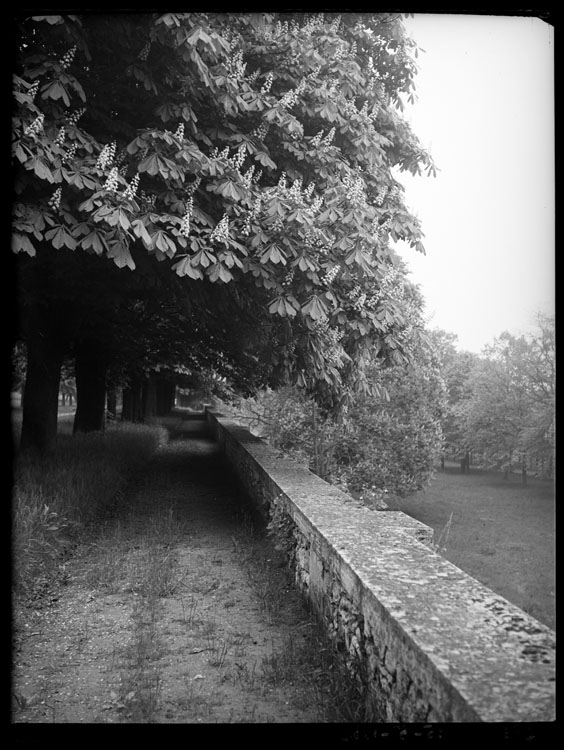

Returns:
12,415,343,724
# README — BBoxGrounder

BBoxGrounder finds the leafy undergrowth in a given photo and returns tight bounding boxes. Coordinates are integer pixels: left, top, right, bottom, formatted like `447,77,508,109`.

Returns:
12,419,167,599
391,464,555,629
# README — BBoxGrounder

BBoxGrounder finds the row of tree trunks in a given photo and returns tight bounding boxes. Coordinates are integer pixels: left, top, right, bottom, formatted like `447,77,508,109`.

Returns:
121,377,176,422
19,339,176,453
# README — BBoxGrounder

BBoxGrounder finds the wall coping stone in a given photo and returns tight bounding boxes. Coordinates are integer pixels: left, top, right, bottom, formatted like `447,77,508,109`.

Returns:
206,409,556,722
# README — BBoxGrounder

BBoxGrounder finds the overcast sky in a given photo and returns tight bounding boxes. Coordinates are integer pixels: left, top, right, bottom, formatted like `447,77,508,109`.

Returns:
393,13,554,353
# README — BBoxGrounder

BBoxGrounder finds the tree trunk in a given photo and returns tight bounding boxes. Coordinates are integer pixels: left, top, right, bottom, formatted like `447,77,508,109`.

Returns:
106,388,117,420
142,376,157,422
156,379,175,416
121,379,144,422
73,341,108,433
19,333,65,456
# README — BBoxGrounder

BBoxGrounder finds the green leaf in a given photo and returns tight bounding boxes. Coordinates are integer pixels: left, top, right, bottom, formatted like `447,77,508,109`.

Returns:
14,142,32,164
107,241,135,270
151,230,176,257
12,233,36,256
131,219,153,248
41,80,70,107
29,157,54,183
191,248,216,268
45,225,77,250
172,257,204,279
260,244,286,265
81,230,106,255
138,153,161,176
208,262,233,283
301,295,328,321
254,151,277,170
268,295,299,317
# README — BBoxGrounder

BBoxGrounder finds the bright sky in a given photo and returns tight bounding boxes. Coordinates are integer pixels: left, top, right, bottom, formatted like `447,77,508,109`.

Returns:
393,13,554,353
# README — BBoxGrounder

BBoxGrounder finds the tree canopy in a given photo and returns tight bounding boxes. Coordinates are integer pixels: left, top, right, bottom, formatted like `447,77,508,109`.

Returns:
229,266,446,502
458,316,555,480
12,12,437,452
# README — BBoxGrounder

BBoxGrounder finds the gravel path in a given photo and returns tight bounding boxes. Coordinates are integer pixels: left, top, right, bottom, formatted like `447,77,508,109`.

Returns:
12,414,338,724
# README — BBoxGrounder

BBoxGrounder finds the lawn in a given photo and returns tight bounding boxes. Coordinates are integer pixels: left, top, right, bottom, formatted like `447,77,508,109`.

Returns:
390,464,555,630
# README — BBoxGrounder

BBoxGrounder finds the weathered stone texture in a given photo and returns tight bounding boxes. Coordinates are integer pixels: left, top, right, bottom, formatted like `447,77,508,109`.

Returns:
206,410,556,723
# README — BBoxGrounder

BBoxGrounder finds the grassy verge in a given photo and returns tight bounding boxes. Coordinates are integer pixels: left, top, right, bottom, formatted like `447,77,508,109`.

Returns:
232,508,370,722
12,420,167,597
392,466,555,629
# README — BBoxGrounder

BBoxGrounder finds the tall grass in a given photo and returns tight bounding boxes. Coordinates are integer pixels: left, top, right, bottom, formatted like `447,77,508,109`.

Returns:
12,421,167,594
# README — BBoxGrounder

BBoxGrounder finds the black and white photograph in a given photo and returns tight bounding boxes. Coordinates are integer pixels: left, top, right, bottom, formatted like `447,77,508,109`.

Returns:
10,10,555,733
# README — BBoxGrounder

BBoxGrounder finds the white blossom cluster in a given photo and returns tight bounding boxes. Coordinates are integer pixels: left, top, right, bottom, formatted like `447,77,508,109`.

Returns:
54,126,66,145
59,46,77,69
226,49,247,81
210,214,230,243
303,226,333,256
365,56,386,99
180,196,193,237
260,72,274,95
24,113,44,137
62,143,77,164
174,123,185,141
319,77,339,99
342,98,379,130
188,175,202,195
375,185,387,206
282,268,295,287
138,41,151,61
342,170,367,207
96,141,117,170
311,127,335,149
103,167,119,192
311,320,346,368
241,164,255,188
279,78,307,110
48,185,62,210
123,172,140,201
264,173,323,218
378,217,393,237
333,43,348,62
322,264,339,286
262,19,289,42
28,81,39,100
329,15,342,33
212,145,246,172
242,194,262,236
68,108,86,126
290,14,324,38
364,267,406,311
251,122,270,140
350,284,367,312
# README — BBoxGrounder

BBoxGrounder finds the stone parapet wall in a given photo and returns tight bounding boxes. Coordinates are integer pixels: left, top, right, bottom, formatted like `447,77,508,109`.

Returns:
205,409,556,723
